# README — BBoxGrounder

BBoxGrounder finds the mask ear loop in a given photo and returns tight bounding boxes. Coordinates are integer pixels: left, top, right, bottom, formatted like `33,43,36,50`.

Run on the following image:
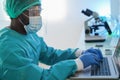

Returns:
18,18,25,26
18,17,29,34
18,12,29,26
22,12,29,18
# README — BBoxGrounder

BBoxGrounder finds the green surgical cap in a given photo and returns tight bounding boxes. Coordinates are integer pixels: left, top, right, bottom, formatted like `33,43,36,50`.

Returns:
4,0,41,18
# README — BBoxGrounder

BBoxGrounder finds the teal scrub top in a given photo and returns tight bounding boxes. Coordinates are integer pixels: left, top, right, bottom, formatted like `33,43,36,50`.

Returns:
0,28,78,80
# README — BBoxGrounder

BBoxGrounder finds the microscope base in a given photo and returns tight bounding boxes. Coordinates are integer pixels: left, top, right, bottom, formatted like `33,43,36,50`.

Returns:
85,35,106,43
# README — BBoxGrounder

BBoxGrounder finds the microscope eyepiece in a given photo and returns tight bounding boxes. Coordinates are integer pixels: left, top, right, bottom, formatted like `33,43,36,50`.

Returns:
81,9,93,17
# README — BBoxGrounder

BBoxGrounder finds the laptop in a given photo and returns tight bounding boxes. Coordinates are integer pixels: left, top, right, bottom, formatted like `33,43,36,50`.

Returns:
69,38,120,80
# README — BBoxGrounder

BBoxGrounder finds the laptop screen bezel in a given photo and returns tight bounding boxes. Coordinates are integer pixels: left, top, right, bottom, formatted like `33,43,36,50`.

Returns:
113,38,120,77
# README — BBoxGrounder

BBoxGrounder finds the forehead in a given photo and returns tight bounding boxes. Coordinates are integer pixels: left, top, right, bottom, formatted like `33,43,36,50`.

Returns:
28,5,41,16
29,5,41,10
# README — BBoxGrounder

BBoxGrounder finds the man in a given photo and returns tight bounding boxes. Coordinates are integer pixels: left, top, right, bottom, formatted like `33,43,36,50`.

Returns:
0,0,103,80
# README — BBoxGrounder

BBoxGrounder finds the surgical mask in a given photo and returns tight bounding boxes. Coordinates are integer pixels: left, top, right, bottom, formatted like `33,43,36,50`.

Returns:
24,16,42,34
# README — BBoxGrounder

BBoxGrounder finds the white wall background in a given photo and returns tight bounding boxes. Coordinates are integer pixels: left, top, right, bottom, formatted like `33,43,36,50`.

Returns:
40,0,111,49
111,0,120,19
0,0,10,29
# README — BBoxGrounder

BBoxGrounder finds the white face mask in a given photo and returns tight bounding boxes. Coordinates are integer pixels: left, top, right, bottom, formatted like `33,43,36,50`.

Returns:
24,16,42,34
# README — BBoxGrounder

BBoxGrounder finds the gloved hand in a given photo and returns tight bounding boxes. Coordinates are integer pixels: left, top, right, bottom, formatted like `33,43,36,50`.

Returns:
80,52,99,68
82,47,103,61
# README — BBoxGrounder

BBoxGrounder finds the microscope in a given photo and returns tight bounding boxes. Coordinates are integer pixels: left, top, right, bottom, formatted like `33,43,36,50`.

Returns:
81,9,112,42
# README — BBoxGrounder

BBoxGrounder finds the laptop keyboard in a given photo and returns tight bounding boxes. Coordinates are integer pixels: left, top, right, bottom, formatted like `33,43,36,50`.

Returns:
91,57,111,76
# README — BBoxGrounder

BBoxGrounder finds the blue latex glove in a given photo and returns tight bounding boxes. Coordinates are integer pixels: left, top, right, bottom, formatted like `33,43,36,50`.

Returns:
80,52,99,68
83,48,103,61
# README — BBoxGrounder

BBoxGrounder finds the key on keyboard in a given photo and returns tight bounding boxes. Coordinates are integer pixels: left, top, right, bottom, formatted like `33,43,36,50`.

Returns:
91,57,111,76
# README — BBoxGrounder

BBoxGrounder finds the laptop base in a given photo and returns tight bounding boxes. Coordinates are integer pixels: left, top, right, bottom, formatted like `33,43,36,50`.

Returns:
69,78,118,80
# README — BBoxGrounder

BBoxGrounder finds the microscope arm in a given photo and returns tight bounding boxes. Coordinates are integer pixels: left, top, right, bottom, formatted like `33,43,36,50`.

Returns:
84,17,94,34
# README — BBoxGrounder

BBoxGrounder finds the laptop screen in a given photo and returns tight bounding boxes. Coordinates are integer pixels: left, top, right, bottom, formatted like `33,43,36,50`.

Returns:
113,38,120,77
